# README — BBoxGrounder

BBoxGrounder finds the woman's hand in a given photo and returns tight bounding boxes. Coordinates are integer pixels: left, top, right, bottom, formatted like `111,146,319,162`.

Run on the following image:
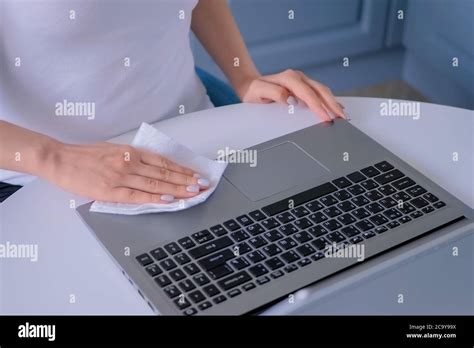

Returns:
43,141,210,204
237,69,346,122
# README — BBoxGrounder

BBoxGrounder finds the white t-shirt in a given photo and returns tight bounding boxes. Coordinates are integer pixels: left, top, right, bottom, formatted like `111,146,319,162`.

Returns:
0,0,213,185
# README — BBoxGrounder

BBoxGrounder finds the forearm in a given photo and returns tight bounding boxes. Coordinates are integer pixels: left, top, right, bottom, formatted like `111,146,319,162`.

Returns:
0,120,60,177
191,0,260,98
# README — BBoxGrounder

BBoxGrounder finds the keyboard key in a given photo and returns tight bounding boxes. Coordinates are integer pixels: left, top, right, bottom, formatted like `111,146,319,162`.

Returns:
311,237,330,250
387,221,400,229
337,201,356,212
422,206,435,214
246,250,266,263
296,244,316,257
223,219,240,231
208,264,233,280
164,285,181,299
337,213,357,225
231,230,250,242
350,236,364,244
291,206,310,218
236,214,253,226
332,177,352,188
177,237,196,250
284,264,298,273
306,200,324,212
366,202,384,214
323,206,342,218
392,177,416,190
347,171,366,183
271,270,285,279
423,193,439,203
261,218,280,230
188,236,233,259
334,189,352,201
236,242,252,255
192,230,213,244
264,230,283,242
374,161,394,172
265,257,285,270
198,301,213,311
374,226,388,234
370,214,388,225
347,184,365,196
213,295,227,304
374,169,404,185
183,263,200,275
322,219,342,231
136,253,153,266
280,250,301,263
410,211,423,219
309,212,328,224
326,231,345,243
411,197,429,208
243,283,256,291
406,185,427,197
210,224,227,236
203,284,221,297
150,248,167,261
198,249,235,271
174,297,191,310
155,274,171,287
246,223,265,236
360,179,379,190
248,210,266,221
398,202,416,214
249,264,269,277
228,289,242,297
169,269,186,281
145,264,162,277
294,218,313,230
248,236,267,248
360,166,381,178
262,244,282,256
230,257,250,270
320,195,338,206
279,223,299,236
298,258,312,267
256,276,271,285
433,201,446,209
193,273,210,286
183,307,197,316
365,190,383,201
160,258,177,271
278,236,298,250
379,185,396,196
355,220,374,231
164,242,182,255
362,231,376,239
351,207,370,219
383,208,403,220
174,253,191,265
393,192,411,202
311,252,325,261
293,231,313,244
399,216,412,224
341,225,360,238
189,290,206,303
276,211,296,224
379,197,397,208
308,225,328,237
351,196,370,207
178,279,196,292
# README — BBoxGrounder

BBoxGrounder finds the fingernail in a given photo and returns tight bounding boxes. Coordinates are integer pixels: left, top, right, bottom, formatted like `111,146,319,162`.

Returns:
186,185,200,193
287,96,298,106
338,102,345,109
161,194,175,202
197,178,210,187
193,173,201,178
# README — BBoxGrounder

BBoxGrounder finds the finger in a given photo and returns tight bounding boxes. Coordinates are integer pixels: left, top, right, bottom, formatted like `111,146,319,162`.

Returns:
257,81,291,104
109,187,175,204
123,174,201,198
262,71,332,121
302,76,346,119
139,150,196,176
135,163,209,188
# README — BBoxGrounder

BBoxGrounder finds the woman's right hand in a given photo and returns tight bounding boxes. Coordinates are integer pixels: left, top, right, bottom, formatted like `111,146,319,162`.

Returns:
42,141,210,204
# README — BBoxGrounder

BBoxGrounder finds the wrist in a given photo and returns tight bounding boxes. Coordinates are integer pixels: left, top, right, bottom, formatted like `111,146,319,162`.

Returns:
231,71,260,100
33,137,66,179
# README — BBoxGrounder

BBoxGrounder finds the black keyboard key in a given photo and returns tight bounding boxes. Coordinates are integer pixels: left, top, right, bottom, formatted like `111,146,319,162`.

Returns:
169,269,186,281
278,236,298,250
337,201,356,212
362,231,376,239
183,263,200,275
351,196,370,207
311,252,325,261
265,257,285,270
236,241,252,255
192,230,213,244
210,224,227,236
374,226,388,234
280,250,301,263
262,182,337,216
264,230,284,242
347,171,366,183
392,177,416,190
223,219,240,232
203,284,221,297
178,279,196,292
293,231,313,243
406,185,427,197
183,307,197,316
208,264,233,280
246,223,265,236
294,217,313,230
193,273,210,286
399,216,412,224
261,218,280,230
308,225,328,237
355,220,374,231
374,161,394,172
365,190,383,201
411,197,429,208
347,184,365,196
433,201,446,209
256,276,271,285
228,289,242,297
387,221,400,229
298,258,312,267
164,285,181,299
320,194,338,206
306,200,324,212
393,192,411,202
276,211,296,224
296,244,316,257
421,206,435,214
374,169,404,185
323,206,342,218
326,231,346,243
136,253,153,266
189,290,206,304
213,295,227,304
332,177,352,188
145,264,162,277
366,202,384,214
248,210,266,221
271,270,285,279
188,236,233,259
155,274,171,287
309,212,328,224
311,237,330,250
291,206,310,218
383,208,403,220
334,189,352,201
350,236,364,244
246,250,266,263
360,166,381,178
341,225,360,238
423,193,439,203
379,184,396,196
322,219,342,231
379,197,397,208
231,230,250,242
360,179,379,190
164,242,182,255
236,214,253,226
351,207,370,219
369,214,388,225
198,249,235,271
177,237,196,250
410,211,423,219
198,301,213,311
279,223,299,235
249,264,269,277
174,253,191,265
174,297,191,310
398,202,416,214
284,264,298,273
262,244,282,256
150,248,167,261
229,257,250,270
248,236,267,248
337,213,357,225
160,258,177,271
243,283,256,291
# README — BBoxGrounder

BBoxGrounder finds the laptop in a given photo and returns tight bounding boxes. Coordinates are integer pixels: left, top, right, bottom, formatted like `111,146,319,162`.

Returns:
77,119,472,315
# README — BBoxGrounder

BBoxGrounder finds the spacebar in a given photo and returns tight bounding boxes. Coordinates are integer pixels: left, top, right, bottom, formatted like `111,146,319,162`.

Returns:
262,182,337,216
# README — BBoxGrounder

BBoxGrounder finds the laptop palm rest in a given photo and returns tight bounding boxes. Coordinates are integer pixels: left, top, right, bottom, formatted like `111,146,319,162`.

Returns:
224,141,330,201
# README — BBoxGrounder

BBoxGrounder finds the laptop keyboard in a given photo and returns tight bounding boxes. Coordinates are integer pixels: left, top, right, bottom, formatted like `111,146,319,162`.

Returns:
135,161,447,315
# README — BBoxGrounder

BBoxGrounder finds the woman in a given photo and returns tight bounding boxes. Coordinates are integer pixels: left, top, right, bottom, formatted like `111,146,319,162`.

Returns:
0,0,345,203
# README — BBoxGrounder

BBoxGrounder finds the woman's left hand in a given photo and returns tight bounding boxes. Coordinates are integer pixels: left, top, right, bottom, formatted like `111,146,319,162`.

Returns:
238,69,346,122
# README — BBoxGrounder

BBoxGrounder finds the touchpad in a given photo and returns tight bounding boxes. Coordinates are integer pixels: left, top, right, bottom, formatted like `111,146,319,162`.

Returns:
224,142,330,201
